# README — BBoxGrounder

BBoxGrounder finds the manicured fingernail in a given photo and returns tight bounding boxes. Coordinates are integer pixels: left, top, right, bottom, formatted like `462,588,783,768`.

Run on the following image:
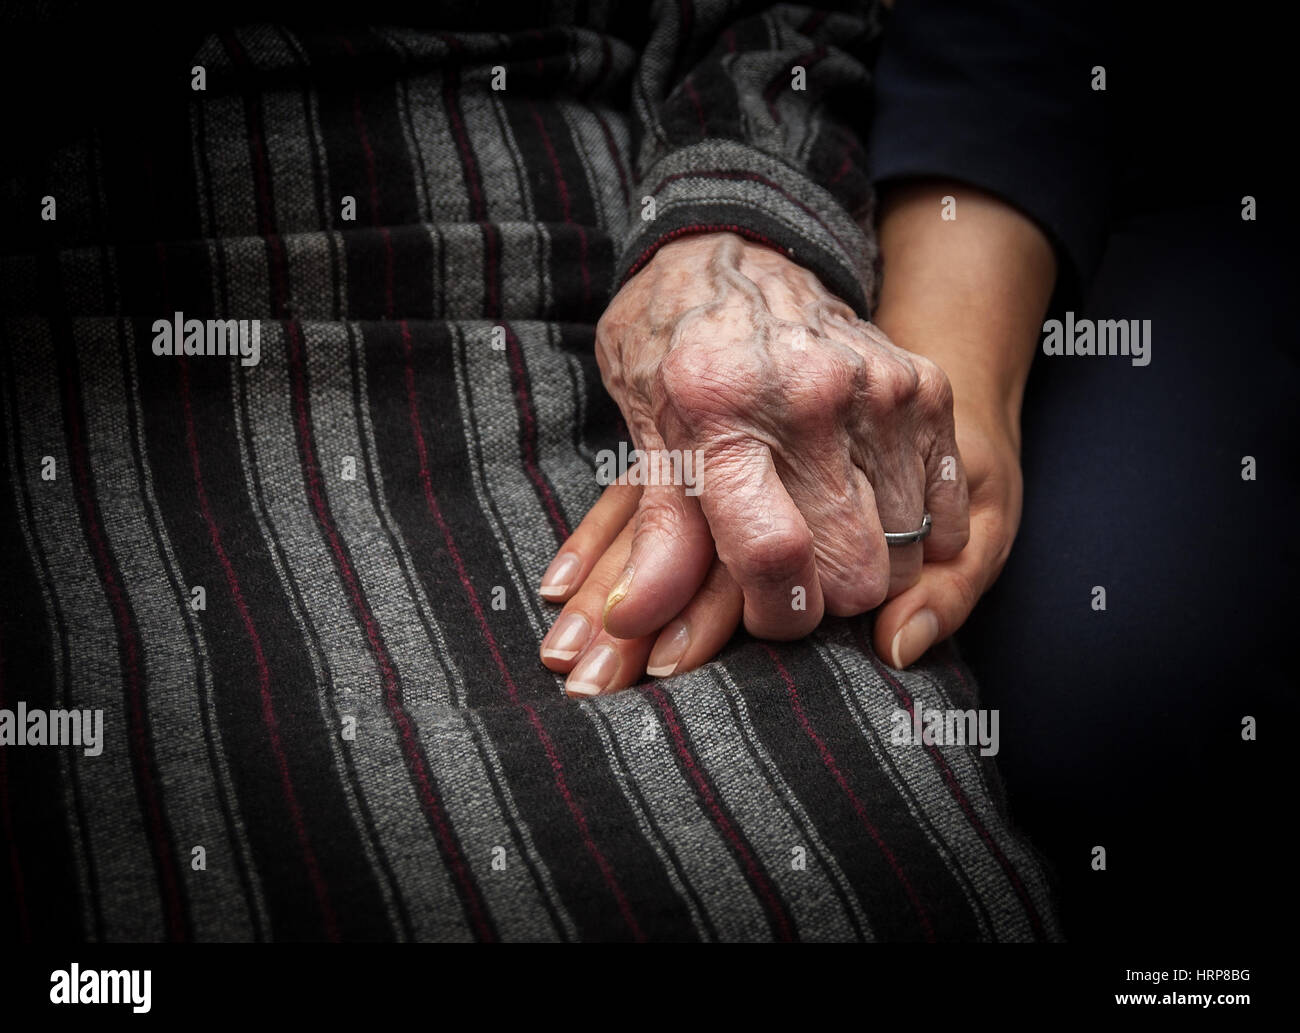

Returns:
541,552,581,600
647,621,690,678
890,608,939,669
566,645,618,697
602,565,634,625
541,612,591,662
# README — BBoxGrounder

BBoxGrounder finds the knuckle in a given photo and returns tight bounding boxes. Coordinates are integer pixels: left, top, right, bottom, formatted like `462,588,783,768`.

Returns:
784,348,862,418
867,353,921,411
595,299,636,354
782,372,836,418
913,357,955,419
728,526,813,586
658,343,707,394
659,344,754,429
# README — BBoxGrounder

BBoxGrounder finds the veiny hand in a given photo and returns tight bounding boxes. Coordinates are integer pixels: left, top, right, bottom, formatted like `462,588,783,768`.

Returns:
570,231,970,648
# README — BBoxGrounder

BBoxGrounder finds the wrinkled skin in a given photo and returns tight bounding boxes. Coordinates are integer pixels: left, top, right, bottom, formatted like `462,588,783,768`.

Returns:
541,183,1050,698
589,231,969,646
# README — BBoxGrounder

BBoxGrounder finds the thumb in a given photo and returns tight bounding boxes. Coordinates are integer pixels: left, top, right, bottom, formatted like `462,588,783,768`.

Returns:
602,476,714,639
873,508,1010,669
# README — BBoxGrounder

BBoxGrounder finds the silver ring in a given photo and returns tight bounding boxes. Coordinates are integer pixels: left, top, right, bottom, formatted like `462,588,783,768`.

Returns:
884,511,931,547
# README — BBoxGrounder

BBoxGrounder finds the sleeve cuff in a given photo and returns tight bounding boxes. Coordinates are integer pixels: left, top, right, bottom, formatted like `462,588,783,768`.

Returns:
613,140,877,317
867,147,1109,303
863,0,1112,298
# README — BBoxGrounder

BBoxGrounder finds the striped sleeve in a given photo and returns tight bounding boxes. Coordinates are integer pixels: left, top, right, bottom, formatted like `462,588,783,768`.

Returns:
615,0,883,315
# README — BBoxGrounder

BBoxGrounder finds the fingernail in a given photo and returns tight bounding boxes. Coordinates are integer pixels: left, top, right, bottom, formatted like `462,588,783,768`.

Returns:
541,552,581,600
890,609,939,669
602,565,635,625
647,621,690,678
541,612,591,662
566,645,618,697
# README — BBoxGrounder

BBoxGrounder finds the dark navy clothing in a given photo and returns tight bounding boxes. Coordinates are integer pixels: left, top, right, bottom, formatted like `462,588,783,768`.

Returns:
867,0,1297,942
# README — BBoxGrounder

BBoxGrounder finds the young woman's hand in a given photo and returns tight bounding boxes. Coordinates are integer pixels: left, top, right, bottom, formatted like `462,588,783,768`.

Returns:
538,483,743,698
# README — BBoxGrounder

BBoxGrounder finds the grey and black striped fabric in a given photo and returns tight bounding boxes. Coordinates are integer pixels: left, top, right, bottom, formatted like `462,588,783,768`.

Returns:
0,8,1060,941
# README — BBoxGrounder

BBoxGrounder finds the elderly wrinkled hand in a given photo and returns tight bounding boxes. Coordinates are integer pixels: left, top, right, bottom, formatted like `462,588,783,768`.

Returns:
538,231,971,695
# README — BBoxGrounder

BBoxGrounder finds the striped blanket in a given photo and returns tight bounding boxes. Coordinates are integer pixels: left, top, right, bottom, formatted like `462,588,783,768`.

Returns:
0,10,1060,941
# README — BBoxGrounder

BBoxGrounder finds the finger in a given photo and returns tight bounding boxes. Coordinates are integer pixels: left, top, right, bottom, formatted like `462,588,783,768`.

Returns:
540,521,637,670
779,446,890,616
694,438,824,640
858,450,927,602
602,475,715,640
872,506,1007,669
539,524,659,697
913,359,969,562
838,321,969,562
539,481,641,602
565,628,656,699
646,556,745,678
922,449,970,561
815,321,928,597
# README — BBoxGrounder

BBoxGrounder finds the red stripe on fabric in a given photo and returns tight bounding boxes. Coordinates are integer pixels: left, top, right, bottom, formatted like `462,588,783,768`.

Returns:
678,0,695,52
351,93,382,223
436,38,498,317
647,685,795,941
61,353,188,941
763,47,827,123
284,319,491,940
222,33,291,318
503,324,569,539
0,628,32,942
942,650,979,707
866,650,1048,941
528,29,547,77
799,10,829,36
337,36,397,321
285,322,495,941
761,644,938,941
438,36,488,221
177,355,340,942
335,35,377,220
828,146,853,187
592,110,630,207
528,100,573,223
400,321,645,941
649,167,852,255
525,98,592,304
683,76,708,138
221,36,416,940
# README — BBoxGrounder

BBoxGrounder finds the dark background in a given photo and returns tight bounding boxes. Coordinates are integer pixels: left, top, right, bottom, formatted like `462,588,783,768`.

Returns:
2,0,1295,947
